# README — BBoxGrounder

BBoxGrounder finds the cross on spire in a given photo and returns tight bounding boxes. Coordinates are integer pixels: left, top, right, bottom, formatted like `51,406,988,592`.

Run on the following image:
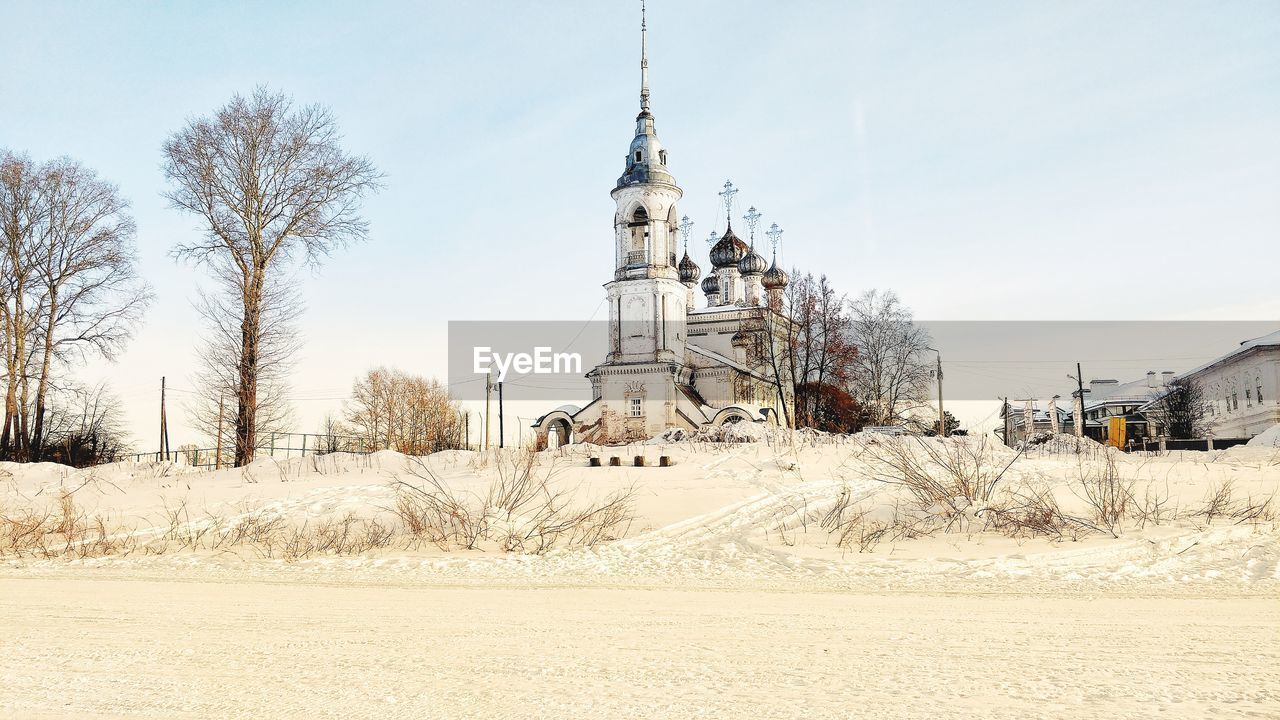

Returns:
743,206,762,245
706,229,720,247
718,180,738,225
679,215,694,250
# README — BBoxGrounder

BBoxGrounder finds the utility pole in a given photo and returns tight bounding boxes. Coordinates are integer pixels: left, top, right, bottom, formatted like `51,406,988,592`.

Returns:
927,347,945,436
498,380,505,449
1069,363,1088,438
215,393,225,469
935,350,945,436
484,369,494,451
158,376,170,462
1002,396,1010,446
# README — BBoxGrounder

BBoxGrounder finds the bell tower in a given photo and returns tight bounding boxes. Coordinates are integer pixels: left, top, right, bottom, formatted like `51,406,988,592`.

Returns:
605,0,688,365
583,0,695,442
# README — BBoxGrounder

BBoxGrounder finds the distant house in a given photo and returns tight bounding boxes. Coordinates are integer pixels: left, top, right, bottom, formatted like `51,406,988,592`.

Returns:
998,372,1174,446
997,329,1280,447
1079,372,1174,443
1178,330,1280,439
999,400,1071,444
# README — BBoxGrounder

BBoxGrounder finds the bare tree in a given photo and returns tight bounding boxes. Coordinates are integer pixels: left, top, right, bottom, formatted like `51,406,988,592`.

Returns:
316,413,349,454
1,151,149,461
1146,377,1208,439
28,158,150,459
847,289,933,427
794,274,855,428
162,87,381,465
1,151,41,459
40,383,131,467
185,265,299,457
760,271,858,430
345,367,464,455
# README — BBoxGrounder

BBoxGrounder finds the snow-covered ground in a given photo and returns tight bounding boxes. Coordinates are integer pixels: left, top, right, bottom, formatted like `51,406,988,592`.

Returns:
2,431,1278,718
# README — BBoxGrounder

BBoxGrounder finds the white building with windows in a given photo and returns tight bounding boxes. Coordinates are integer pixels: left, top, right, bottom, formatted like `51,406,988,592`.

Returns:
1180,330,1280,439
533,10,794,448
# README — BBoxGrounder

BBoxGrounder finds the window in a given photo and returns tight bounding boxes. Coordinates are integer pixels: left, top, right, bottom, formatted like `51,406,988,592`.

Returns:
634,150,642,163
1225,395,1231,413
659,150,667,164
1258,378,1265,404
1233,391,1239,411
1246,388,1253,406
629,398,643,417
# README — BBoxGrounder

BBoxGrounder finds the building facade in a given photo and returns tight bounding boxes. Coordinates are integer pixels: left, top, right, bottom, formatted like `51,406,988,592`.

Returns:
1180,330,1280,439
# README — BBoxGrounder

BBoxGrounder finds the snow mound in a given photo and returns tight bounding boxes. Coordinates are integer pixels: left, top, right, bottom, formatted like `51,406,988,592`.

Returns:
651,423,835,445
1022,432,1110,455
1247,423,1280,447
652,423,773,443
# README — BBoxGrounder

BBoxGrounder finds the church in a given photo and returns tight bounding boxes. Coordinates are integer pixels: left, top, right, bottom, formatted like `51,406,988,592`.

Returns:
533,8,795,448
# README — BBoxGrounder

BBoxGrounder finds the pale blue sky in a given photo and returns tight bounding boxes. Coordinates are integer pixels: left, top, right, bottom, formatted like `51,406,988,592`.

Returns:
2,0,1278,446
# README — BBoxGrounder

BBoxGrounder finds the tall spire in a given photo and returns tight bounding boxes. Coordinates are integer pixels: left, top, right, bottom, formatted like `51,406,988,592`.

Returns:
639,0,650,115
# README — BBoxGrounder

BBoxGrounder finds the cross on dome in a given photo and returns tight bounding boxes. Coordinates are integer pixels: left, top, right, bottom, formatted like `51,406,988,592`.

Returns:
766,222,784,256
743,206,762,245
718,180,738,223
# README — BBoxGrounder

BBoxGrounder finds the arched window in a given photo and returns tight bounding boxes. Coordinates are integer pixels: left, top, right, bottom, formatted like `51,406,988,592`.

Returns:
627,206,649,262
634,150,642,163
1258,376,1265,404
659,150,667,164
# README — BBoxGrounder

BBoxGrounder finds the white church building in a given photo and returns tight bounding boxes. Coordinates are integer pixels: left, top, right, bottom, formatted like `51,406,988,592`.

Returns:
534,10,795,448
1180,329,1280,439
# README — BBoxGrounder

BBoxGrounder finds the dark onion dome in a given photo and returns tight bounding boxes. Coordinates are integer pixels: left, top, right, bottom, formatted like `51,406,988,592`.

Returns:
709,226,750,269
738,247,767,276
731,330,751,348
678,251,701,285
762,260,790,290
700,273,720,295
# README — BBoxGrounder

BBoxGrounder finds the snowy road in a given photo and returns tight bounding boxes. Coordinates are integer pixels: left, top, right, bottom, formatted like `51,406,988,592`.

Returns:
2,574,1276,719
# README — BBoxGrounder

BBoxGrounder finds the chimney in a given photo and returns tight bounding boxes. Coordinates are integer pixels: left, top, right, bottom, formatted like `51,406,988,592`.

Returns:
1162,371,1175,386
1090,379,1119,398
1146,371,1157,388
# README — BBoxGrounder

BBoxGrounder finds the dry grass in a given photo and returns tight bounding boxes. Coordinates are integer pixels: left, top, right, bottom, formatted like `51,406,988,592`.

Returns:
844,436,1274,545
0,491,138,559
1,450,636,562
815,487,887,552
393,449,636,554
1072,454,1134,538
1191,479,1276,528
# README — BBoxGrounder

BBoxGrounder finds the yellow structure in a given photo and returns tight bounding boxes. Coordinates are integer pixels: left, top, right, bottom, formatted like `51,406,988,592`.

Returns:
1107,417,1127,448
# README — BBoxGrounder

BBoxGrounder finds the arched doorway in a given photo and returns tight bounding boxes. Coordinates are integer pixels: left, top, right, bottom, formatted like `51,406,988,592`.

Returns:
546,417,573,449
532,407,579,451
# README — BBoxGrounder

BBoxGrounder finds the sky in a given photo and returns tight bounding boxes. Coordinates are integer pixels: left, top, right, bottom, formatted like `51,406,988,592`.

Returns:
2,0,1278,449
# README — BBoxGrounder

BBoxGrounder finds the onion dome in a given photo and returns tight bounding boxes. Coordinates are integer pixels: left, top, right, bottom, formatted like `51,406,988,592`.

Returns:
678,251,701,285
709,226,749,269
731,330,751,348
762,260,790,290
738,247,767,276
700,273,720,295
